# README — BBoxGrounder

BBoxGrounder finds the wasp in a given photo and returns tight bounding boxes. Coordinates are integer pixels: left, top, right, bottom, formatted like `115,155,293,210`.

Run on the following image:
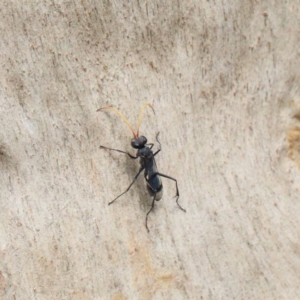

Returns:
98,104,186,231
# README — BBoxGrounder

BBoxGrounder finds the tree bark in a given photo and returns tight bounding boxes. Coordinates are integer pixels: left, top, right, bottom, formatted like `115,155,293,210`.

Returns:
1,1,300,299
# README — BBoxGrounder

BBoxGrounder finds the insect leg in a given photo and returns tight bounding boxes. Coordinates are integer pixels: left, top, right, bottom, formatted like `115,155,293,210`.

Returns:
153,132,161,156
155,132,161,149
100,146,138,159
153,149,161,156
151,172,186,212
108,167,145,205
146,196,156,232
146,143,154,149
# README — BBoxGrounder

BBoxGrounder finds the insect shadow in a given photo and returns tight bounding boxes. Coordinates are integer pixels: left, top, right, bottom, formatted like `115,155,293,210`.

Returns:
97,104,186,232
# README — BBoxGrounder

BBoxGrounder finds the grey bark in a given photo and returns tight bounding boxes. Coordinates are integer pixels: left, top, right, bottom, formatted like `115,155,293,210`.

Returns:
1,1,300,299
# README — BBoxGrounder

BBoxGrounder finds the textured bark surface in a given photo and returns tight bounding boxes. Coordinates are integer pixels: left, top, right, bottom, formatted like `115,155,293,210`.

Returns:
1,1,300,299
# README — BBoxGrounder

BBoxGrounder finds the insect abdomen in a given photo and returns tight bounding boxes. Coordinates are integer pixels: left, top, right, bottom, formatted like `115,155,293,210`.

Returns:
147,175,163,201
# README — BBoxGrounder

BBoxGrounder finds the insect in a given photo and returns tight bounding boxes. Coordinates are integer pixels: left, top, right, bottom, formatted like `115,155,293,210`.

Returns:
97,103,186,231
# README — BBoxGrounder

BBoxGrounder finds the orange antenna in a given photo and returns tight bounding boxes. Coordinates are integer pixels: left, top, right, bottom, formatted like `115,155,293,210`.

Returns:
136,103,155,136
97,106,137,137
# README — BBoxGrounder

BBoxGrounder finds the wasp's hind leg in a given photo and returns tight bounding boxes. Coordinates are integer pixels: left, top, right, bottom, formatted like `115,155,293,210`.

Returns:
144,178,163,232
108,167,144,205
145,195,156,232
152,172,186,212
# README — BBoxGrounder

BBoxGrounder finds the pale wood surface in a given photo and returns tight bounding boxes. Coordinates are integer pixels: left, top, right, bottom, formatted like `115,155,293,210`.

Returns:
1,1,300,299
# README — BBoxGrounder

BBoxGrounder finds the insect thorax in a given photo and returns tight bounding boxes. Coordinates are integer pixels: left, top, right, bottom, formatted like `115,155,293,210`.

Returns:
138,147,153,158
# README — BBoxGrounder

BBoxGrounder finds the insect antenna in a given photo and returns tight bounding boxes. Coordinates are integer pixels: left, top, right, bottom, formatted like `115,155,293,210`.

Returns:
136,103,155,136
97,106,137,137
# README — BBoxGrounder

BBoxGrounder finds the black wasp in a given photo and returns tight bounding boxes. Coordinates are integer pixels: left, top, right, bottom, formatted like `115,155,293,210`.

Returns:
98,104,186,231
